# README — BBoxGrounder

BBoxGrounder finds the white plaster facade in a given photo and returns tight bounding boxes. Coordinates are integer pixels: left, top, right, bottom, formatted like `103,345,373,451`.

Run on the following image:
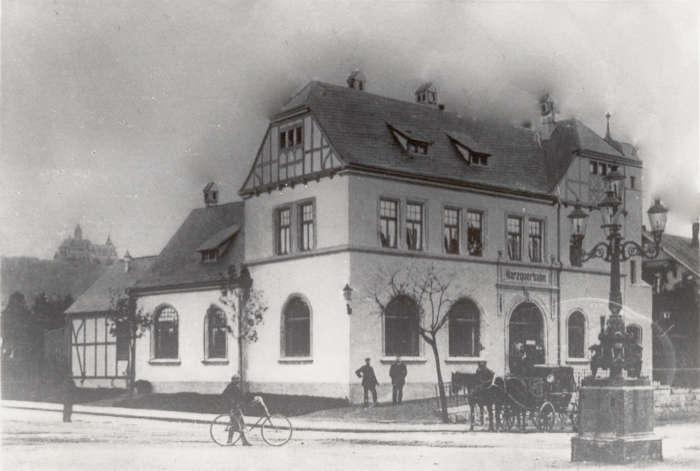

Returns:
136,289,238,394
126,81,653,401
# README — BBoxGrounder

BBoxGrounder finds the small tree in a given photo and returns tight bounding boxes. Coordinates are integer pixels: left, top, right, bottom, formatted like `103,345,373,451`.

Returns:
370,262,465,423
32,293,74,334
219,265,267,390
108,289,152,394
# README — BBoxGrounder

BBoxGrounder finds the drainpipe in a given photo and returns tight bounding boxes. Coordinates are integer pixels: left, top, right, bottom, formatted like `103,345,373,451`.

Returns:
556,199,562,366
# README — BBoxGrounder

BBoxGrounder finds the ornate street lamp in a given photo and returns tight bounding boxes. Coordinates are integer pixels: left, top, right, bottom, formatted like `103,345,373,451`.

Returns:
569,169,668,463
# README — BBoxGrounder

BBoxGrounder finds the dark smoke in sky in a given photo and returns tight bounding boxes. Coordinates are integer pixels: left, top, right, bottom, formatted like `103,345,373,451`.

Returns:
1,1,697,259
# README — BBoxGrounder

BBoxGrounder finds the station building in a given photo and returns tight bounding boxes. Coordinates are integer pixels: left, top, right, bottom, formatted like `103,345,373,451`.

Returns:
120,74,652,401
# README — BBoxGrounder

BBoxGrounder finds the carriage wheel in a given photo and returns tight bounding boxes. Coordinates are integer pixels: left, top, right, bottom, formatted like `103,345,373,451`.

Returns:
498,404,515,432
535,402,555,432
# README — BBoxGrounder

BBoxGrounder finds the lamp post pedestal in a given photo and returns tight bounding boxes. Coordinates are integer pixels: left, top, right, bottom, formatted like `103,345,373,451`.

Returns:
567,189,669,464
572,377,662,463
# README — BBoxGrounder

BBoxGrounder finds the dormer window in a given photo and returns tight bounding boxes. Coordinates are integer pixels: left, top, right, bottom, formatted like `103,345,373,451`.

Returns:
407,141,428,155
469,153,489,166
201,249,217,262
280,126,303,150
446,132,491,167
196,224,241,263
415,83,438,106
387,123,432,156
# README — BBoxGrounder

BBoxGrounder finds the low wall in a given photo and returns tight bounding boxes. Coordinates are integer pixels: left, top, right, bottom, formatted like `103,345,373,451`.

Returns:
654,387,700,422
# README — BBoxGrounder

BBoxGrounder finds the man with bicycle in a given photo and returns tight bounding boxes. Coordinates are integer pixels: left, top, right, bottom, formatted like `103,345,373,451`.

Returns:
221,374,253,446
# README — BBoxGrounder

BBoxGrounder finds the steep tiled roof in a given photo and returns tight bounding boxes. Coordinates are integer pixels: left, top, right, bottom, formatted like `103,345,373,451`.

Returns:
65,256,156,314
274,82,638,196
135,202,244,290
644,231,700,276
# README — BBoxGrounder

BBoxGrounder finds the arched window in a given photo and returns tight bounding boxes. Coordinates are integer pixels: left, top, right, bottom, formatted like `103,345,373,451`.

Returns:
384,296,420,357
283,296,311,357
153,306,178,359
206,307,227,359
567,311,586,359
627,324,642,346
448,299,481,357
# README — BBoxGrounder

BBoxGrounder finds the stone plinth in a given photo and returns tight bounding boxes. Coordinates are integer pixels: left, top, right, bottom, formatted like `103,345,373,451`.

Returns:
571,377,662,463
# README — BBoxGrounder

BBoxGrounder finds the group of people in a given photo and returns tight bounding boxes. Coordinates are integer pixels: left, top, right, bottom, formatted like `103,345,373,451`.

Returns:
355,357,494,407
355,357,408,407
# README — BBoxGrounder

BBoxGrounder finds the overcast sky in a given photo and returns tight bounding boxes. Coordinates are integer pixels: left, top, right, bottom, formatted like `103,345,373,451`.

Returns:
1,0,698,259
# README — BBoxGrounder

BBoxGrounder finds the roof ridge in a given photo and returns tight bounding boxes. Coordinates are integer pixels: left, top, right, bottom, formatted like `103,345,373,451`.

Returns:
308,81,456,117
189,201,243,212
127,255,158,261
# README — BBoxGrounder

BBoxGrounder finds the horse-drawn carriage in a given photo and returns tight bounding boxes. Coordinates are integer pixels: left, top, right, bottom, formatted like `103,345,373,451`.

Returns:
497,365,579,432
452,365,579,433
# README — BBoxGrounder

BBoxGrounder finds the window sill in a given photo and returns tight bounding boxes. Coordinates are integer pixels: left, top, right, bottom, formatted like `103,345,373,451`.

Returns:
380,357,427,364
148,359,181,366
278,357,313,364
445,357,483,364
202,359,229,365
565,359,590,364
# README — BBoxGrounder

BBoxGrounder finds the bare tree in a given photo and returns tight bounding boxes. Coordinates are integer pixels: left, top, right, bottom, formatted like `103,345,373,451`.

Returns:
370,262,465,423
219,265,267,391
108,289,152,395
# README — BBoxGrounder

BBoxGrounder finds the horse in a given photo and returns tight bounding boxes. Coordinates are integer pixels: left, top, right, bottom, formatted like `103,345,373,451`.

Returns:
451,372,502,432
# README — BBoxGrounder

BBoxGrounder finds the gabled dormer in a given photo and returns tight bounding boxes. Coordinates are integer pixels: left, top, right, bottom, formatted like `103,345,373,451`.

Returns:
387,123,432,156
415,82,437,106
203,182,219,208
346,70,366,91
446,131,491,167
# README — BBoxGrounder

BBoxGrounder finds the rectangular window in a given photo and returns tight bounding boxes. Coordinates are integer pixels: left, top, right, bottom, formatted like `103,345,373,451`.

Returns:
507,217,522,261
201,249,217,262
589,161,610,175
279,126,303,150
276,207,291,255
406,203,423,251
467,211,483,256
528,219,543,262
298,202,314,252
116,325,129,362
443,208,460,254
379,199,398,248
630,176,636,189
630,260,637,284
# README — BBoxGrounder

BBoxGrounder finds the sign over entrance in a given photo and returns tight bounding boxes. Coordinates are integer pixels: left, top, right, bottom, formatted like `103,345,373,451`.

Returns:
504,269,549,284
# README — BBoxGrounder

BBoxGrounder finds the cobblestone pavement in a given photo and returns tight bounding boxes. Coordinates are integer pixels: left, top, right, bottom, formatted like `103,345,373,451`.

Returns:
2,408,699,470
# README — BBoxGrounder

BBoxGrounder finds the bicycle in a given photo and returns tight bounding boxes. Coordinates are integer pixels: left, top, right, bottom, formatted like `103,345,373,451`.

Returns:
210,396,293,446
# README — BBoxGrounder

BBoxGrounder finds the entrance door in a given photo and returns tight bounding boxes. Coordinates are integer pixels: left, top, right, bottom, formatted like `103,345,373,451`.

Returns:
509,302,545,373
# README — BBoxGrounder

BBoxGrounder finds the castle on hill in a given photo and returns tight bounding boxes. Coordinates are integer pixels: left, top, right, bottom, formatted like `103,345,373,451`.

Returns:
54,224,118,265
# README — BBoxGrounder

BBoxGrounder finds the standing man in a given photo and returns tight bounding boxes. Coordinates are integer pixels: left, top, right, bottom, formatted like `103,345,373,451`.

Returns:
389,356,407,405
61,368,76,423
355,358,379,407
221,374,253,446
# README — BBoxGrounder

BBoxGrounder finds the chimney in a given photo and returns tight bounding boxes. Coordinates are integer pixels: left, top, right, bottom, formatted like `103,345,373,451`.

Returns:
124,250,132,273
415,82,437,107
346,70,366,91
693,222,699,247
540,95,556,137
203,182,219,208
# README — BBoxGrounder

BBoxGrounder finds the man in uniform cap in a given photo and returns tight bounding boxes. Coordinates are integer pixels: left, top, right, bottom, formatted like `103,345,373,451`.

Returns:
355,358,379,407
